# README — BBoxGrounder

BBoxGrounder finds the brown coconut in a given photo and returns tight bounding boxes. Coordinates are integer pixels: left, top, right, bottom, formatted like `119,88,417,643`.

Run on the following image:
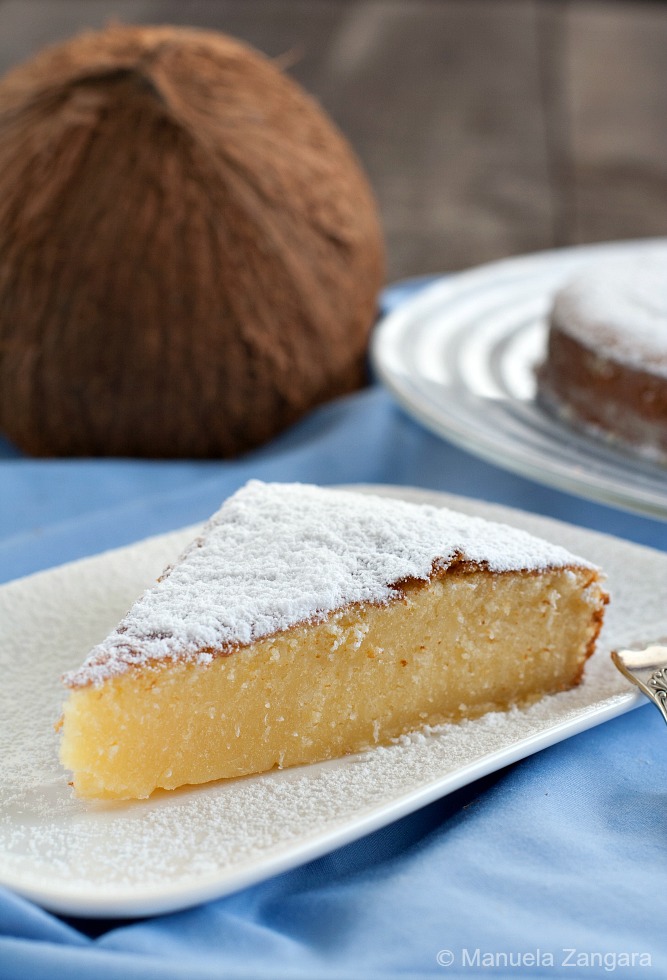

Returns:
0,24,384,457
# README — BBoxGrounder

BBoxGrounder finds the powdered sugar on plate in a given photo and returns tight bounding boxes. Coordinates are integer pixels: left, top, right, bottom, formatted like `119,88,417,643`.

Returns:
0,486,664,917
64,480,596,688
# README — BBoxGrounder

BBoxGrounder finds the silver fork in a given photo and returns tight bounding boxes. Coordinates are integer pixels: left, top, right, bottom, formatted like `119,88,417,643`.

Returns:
611,646,667,726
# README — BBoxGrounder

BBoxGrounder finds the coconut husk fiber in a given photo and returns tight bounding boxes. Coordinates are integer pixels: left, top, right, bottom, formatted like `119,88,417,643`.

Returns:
0,24,384,457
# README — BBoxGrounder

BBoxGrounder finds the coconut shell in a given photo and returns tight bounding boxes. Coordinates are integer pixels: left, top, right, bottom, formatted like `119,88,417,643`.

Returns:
0,24,384,457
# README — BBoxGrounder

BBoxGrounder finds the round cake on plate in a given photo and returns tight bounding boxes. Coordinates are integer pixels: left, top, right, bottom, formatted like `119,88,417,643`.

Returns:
537,244,667,462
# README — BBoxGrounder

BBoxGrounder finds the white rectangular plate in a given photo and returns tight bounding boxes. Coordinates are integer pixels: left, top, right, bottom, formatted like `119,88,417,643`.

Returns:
1,486,665,919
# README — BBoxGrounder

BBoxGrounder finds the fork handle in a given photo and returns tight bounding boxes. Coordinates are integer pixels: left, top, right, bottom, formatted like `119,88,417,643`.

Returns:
611,648,667,726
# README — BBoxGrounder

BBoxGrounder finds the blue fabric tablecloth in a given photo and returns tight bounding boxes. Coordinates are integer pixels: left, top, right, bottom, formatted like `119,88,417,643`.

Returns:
1,283,666,979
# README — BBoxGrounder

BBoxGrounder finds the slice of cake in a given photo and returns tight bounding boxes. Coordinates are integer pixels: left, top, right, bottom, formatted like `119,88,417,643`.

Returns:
537,245,667,461
59,481,607,800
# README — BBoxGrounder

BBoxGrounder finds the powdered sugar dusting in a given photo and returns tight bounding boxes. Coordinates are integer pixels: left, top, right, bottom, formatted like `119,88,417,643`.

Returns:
552,245,667,375
64,481,594,688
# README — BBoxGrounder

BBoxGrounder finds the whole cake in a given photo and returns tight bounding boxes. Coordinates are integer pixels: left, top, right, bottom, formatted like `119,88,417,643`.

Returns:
59,481,607,800
537,245,667,460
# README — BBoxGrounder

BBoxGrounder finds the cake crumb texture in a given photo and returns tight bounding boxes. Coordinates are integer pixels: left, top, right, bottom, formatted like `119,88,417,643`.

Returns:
61,563,605,799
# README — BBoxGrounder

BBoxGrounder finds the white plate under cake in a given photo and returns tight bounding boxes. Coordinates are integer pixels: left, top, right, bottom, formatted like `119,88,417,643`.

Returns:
5,487,667,917
59,481,607,800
